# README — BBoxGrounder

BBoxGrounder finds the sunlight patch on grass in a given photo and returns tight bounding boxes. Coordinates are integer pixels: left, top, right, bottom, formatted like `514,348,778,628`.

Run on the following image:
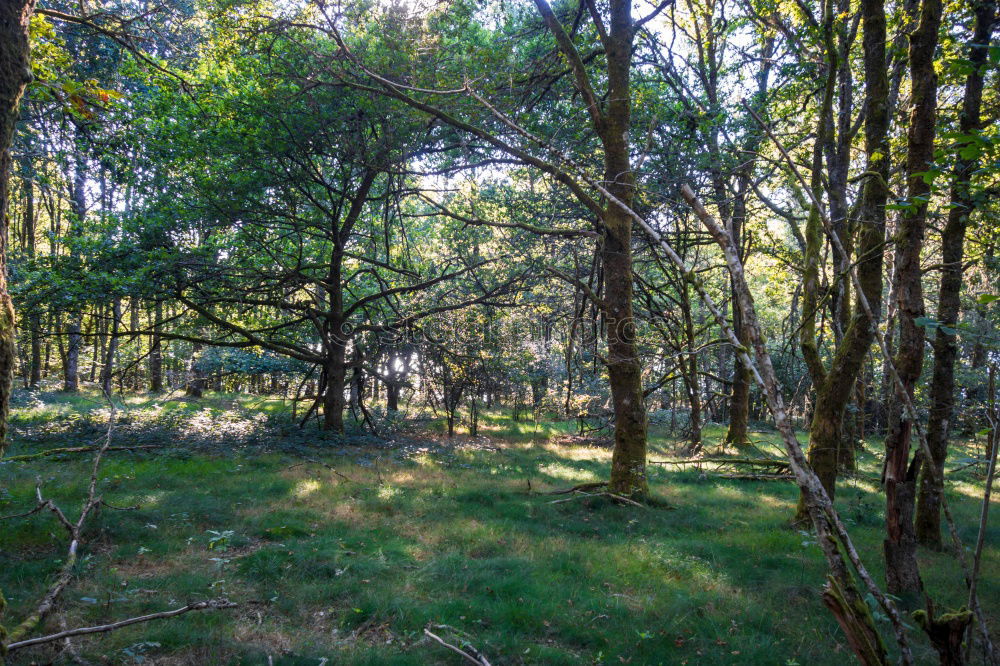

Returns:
539,462,600,482
294,478,323,499
377,485,402,500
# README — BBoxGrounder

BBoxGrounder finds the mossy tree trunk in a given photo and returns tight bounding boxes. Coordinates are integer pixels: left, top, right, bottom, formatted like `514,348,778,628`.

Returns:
0,0,36,460
796,0,890,522
916,0,997,550
883,0,942,599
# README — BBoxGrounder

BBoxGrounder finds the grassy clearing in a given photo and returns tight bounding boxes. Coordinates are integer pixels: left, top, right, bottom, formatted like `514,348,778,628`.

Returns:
1,390,997,664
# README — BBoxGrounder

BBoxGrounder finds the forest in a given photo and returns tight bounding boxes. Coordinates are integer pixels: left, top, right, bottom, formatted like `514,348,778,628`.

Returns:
0,0,998,663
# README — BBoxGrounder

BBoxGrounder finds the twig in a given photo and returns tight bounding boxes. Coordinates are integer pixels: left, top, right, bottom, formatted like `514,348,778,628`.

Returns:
423,628,492,666
6,600,237,652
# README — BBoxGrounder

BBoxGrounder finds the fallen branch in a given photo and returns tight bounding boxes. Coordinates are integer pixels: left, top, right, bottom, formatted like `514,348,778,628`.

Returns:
547,490,645,507
3,445,160,463
5,600,237,652
285,457,355,483
715,473,793,481
2,403,118,649
545,482,607,495
423,627,492,666
649,458,789,469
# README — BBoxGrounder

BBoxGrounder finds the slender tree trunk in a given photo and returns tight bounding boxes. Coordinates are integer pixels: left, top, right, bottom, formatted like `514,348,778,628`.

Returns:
915,0,997,550
681,282,702,454
100,298,121,397
725,37,774,448
883,0,943,599
64,149,88,392
28,313,40,388
90,305,105,383
23,172,41,389
64,319,81,392
149,300,163,392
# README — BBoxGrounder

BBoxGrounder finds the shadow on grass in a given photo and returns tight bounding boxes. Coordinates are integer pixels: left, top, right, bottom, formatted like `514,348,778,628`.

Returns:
1,393,996,665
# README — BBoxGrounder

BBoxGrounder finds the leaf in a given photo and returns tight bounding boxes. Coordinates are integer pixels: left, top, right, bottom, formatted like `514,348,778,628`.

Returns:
976,294,1000,305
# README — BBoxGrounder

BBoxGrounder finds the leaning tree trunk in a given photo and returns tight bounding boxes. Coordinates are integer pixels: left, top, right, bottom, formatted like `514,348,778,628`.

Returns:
915,0,997,550
883,0,942,600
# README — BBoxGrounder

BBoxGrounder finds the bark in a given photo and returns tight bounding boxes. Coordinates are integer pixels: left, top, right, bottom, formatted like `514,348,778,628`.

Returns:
883,0,943,599
916,0,997,550
323,341,346,433
149,300,163,392
596,0,648,497
0,0,35,457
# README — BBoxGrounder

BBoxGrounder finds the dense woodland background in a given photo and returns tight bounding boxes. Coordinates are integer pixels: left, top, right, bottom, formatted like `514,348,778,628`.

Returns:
0,0,999,663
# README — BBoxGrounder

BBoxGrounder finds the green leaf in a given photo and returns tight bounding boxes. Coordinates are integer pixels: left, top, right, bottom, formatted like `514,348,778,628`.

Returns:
976,294,1000,305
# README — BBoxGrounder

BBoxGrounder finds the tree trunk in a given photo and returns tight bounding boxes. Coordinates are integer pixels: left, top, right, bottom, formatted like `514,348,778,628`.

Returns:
0,0,34,456
600,0,648,498
724,36,774,449
28,313,40,388
64,318,81,392
883,0,942,599
100,298,121,397
323,342,346,433
149,300,163,392
185,342,206,398
916,0,997,550
681,281,702,454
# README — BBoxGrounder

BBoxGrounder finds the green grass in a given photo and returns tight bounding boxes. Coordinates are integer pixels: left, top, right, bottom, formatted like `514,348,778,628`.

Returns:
0,390,997,664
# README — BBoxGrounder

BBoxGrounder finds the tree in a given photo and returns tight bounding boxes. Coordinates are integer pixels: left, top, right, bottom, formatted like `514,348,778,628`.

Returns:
0,0,35,456
915,0,998,549
327,0,679,497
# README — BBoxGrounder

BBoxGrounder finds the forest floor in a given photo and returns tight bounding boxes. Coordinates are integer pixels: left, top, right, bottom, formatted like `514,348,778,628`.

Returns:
1,389,997,665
